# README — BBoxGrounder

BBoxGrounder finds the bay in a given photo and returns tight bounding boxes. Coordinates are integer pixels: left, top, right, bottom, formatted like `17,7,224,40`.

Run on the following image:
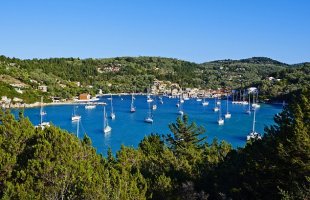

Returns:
12,95,283,155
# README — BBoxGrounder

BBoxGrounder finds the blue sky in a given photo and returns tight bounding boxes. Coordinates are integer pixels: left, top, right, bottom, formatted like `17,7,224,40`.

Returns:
0,0,309,63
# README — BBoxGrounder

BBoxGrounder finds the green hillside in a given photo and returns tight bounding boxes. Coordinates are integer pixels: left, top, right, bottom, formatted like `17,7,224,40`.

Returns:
0,55,308,103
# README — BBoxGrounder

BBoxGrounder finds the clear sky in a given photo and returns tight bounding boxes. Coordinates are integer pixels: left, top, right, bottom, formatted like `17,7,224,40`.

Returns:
0,0,309,64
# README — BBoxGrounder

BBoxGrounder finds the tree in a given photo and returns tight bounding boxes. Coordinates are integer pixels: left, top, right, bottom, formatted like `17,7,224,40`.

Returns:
165,115,206,156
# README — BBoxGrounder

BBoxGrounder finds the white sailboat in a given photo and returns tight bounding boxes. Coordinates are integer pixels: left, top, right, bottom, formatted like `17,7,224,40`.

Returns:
144,102,153,123
245,92,251,114
213,97,219,112
159,96,164,104
202,93,209,106
103,106,112,133
130,93,136,113
152,94,157,110
178,100,184,115
247,107,261,141
146,86,153,103
85,103,96,109
36,96,50,129
224,94,231,119
252,91,261,109
242,89,249,105
110,94,116,120
72,106,81,121
218,103,224,125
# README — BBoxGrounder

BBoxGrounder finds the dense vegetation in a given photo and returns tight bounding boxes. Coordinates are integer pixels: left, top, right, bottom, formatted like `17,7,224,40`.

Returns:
0,88,309,199
0,55,309,103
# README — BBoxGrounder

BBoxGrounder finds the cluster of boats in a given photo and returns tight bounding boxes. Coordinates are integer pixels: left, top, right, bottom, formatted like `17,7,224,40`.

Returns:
36,88,262,141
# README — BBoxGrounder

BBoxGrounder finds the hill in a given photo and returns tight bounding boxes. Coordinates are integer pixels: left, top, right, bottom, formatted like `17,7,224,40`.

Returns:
0,55,308,103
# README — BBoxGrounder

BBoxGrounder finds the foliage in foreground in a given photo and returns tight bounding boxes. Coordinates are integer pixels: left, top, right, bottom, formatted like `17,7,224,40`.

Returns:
0,89,309,199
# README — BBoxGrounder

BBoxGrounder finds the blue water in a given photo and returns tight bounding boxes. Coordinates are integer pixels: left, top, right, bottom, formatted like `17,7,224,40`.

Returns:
12,95,283,155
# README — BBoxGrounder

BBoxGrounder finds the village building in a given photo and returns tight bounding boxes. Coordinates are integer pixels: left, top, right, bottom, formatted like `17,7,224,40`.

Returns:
79,93,91,100
38,85,48,92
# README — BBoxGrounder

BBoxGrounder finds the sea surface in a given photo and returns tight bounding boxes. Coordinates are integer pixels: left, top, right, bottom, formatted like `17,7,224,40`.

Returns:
12,95,283,155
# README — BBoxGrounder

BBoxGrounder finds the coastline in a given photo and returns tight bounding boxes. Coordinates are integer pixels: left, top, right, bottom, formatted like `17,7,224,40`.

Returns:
3,92,286,109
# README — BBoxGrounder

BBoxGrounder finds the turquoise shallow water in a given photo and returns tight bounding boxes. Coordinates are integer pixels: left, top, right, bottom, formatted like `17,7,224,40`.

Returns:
12,95,283,155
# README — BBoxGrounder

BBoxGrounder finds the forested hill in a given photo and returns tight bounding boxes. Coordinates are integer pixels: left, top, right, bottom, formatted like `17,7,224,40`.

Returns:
0,55,309,103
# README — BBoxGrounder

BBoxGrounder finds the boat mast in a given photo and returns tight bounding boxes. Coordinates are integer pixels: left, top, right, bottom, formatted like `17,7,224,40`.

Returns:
248,92,251,110
226,93,229,114
103,106,107,128
40,96,43,124
76,118,79,137
110,94,113,114
252,107,256,133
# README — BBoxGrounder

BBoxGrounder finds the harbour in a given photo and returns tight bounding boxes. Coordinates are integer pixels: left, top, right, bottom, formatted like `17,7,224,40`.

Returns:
12,94,283,155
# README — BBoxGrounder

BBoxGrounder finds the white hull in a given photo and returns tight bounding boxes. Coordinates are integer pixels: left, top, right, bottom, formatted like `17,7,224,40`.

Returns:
144,117,153,123
178,110,184,115
213,107,219,112
218,119,224,125
202,102,209,106
225,113,231,119
147,98,153,103
85,105,96,109
35,122,50,129
72,115,81,121
104,126,112,133
196,98,202,102
152,105,157,110
232,101,249,105
110,113,116,120
252,103,260,108
247,132,262,141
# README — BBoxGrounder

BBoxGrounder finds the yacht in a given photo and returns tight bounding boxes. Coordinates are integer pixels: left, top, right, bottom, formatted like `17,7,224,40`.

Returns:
35,97,50,129
213,97,219,112
72,106,81,121
224,94,231,119
110,94,116,120
247,107,262,141
85,103,96,109
217,104,224,125
130,93,136,113
144,103,153,123
103,106,112,134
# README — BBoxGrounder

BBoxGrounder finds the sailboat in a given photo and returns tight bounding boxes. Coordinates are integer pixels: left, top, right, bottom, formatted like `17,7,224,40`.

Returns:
152,94,157,110
146,86,153,103
103,106,112,133
130,93,136,113
217,103,224,125
245,92,251,114
224,94,231,119
213,97,219,112
247,107,261,141
72,106,81,121
242,89,249,105
144,102,153,123
159,96,164,104
110,94,116,120
202,92,209,106
85,103,96,109
36,96,50,129
252,91,261,109
178,100,184,115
